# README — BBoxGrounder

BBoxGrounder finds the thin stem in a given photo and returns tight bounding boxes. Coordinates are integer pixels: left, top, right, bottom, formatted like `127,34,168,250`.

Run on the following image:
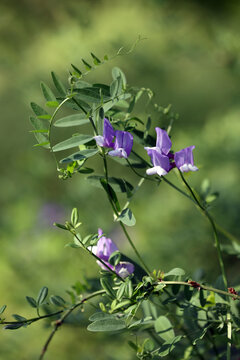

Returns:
179,172,228,290
101,151,151,275
158,281,239,301
1,310,63,325
119,221,151,274
39,290,105,360
126,159,157,182
49,97,71,168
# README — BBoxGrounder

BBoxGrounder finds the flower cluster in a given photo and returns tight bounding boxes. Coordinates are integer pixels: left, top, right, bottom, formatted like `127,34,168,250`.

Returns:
145,127,198,177
95,121,198,178
94,118,133,159
91,228,134,278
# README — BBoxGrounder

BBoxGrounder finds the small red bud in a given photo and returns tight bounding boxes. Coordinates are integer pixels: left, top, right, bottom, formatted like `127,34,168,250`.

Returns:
228,287,238,300
188,280,201,290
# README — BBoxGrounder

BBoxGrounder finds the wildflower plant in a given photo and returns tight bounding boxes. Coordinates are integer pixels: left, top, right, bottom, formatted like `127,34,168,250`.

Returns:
1,49,240,360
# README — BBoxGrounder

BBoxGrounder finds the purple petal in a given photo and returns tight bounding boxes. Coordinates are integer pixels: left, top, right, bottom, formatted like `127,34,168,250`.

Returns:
155,128,172,155
145,148,170,176
94,118,115,148
109,131,133,158
174,146,198,173
103,118,115,147
115,262,135,279
93,228,118,261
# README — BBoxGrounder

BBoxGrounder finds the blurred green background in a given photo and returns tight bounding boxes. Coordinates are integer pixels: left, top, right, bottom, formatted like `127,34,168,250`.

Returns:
1,0,240,358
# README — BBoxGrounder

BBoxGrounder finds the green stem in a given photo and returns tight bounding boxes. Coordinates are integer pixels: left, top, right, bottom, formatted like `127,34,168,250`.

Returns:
179,172,228,290
49,97,71,168
39,290,105,360
119,221,151,274
102,153,151,275
158,281,238,300
1,310,63,325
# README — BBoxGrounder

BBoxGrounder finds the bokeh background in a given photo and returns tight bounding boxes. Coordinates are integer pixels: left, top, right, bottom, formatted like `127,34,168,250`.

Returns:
0,0,240,359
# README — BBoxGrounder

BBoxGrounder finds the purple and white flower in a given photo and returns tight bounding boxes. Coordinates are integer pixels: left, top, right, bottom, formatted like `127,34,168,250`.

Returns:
94,118,115,148
108,130,133,159
94,118,133,159
145,127,198,176
91,228,134,279
145,127,172,176
174,146,198,173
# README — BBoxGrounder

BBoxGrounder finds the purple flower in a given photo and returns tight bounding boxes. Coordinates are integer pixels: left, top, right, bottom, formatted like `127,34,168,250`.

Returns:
145,127,172,176
94,118,115,148
108,130,133,159
94,119,133,158
174,146,198,173
91,228,134,278
146,148,170,176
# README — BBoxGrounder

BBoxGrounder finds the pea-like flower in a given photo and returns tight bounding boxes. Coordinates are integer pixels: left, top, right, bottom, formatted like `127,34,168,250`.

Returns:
145,127,172,176
94,118,115,148
145,127,198,177
91,228,134,279
94,118,133,158
145,148,171,176
108,130,133,159
174,146,198,173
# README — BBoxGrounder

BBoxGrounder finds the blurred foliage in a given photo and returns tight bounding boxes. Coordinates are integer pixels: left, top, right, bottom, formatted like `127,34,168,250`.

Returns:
0,0,240,358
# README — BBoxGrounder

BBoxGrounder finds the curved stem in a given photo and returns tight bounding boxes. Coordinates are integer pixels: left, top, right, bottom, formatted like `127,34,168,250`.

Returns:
158,280,238,300
39,290,105,360
49,97,71,168
1,310,63,325
179,172,228,290
101,152,151,275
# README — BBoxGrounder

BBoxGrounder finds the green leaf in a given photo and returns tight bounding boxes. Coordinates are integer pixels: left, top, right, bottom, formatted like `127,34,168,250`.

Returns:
26,296,37,308
87,176,133,193
102,93,131,112
87,318,126,332
0,305,7,315
54,114,89,127
81,59,92,71
100,178,121,212
31,102,49,118
100,278,116,299
37,286,48,306
158,335,183,356
60,149,99,164
117,208,136,227
154,316,175,342
51,71,66,96
90,52,101,65
108,251,121,267
29,116,50,148
12,314,27,322
74,87,102,104
40,82,56,102
46,101,59,108
78,167,94,174
53,222,68,230
33,141,50,148
164,268,185,277
112,67,127,89
4,323,25,330
71,208,79,226
71,64,82,77
52,134,93,152
50,295,66,307
89,312,115,322
116,283,126,300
